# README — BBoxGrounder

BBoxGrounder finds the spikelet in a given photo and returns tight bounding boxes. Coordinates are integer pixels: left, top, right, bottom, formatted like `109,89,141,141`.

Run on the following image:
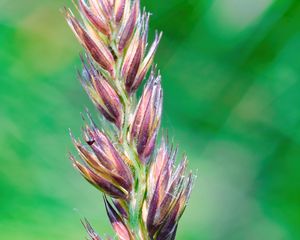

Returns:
65,0,194,239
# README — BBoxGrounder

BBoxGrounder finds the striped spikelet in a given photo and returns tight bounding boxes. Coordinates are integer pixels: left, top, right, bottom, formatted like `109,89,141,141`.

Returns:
65,0,194,239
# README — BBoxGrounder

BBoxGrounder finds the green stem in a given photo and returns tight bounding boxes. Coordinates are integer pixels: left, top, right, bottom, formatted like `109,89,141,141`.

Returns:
129,164,147,240
110,27,148,240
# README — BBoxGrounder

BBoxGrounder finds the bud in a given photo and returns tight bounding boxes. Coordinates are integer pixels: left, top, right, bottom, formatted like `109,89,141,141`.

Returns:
118,0,140,52
114,0,126,23
78,0,110,36
69,114,132,199
97,0,113,20
83,115,132,185
131,31,162,93
121,12,162,94
145,139,194,239
71,154,128,199
121,18,143,93
80,57,123,129
104,196,132,240
156,173,193,240
65,8,115,76
129,70,163,163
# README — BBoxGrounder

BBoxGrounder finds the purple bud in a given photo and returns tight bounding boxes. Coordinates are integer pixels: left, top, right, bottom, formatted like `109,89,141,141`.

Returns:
146,175,161,236
104,196,132,240
155,205,179,240
78,0,110,36
98,0,113,20
65,9,115,76
73,135,131,191
80,58,123,128
71,155,127,199
130,31,162,93
114,0,126,23
130,71,163,163
118,0,140,52
145,139,194,239
122,26,143,94
83,122,132,189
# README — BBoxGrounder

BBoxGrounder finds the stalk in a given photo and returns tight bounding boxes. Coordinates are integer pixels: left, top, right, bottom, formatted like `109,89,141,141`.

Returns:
64,1,194,239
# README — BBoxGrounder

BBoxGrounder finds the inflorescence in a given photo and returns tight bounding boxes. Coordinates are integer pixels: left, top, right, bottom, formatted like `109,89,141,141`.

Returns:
65,1,194,239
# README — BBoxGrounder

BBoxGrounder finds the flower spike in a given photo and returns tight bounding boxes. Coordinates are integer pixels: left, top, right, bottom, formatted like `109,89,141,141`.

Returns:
65,0,194,239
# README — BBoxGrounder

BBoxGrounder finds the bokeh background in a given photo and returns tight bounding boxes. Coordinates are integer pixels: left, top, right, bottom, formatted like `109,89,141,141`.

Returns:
1,0,300,239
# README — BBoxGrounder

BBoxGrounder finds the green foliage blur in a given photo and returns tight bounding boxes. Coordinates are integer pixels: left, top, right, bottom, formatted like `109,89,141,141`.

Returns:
1,0,300,239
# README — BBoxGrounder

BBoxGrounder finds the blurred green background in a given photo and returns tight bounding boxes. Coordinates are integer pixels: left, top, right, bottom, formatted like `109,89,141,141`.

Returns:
1,0,300,239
